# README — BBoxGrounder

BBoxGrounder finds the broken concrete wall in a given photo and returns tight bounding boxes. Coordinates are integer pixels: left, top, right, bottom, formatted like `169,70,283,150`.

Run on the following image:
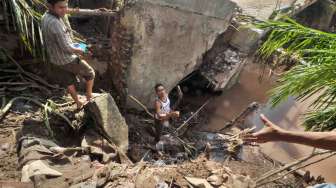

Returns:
294,0,336,31
107,0,237,108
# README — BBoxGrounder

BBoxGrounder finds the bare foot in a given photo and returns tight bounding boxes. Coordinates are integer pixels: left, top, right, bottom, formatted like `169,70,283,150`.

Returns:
78,95,86,100
86,95,93,103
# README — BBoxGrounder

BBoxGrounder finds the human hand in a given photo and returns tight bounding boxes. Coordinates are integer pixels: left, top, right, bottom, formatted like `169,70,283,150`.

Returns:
244,114,285,143
73,47,85,56
172,111,180,118
157,113,167,120
84,50,93,58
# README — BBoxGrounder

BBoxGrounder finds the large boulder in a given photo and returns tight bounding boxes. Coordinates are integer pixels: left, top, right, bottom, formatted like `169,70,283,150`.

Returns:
107,0,238,108
85,94,129,152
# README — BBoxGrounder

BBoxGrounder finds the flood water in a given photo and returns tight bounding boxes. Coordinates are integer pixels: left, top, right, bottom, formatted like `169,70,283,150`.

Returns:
199,63,336,182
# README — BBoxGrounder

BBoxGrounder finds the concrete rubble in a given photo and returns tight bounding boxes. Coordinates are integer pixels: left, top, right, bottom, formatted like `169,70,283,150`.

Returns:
85,0,239,108
12,93,134,187
200,47,246,91
74,0,270,106
123,0,238,107
85,94,129,153
229,25,265,54
12,93,258,187
1,0,332,187
293,0,336,31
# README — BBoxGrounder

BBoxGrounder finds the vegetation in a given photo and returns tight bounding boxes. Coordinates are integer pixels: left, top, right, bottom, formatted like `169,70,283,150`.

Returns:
256,17,336,131
2,0,47,59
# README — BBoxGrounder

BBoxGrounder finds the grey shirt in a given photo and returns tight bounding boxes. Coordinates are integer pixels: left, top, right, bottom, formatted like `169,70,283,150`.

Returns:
41,12,77,65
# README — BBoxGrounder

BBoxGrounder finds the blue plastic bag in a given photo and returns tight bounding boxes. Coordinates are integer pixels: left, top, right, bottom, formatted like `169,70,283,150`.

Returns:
72,43,87,53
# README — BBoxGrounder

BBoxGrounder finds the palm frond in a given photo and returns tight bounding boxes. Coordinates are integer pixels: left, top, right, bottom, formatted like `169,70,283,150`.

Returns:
5,0,46,60
257,16,336,64
256,16,336,131
304,106,336,131
269,62,336,108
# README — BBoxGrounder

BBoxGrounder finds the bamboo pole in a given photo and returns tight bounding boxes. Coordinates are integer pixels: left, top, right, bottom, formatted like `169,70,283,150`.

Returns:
256,150,333,184
174,98,211,133
128,95,154,118
68,8,117,17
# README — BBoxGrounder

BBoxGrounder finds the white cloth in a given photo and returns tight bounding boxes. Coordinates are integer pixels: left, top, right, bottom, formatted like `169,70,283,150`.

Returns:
157,96,171,114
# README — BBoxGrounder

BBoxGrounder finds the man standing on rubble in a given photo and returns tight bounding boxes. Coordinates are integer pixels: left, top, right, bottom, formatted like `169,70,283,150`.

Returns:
41,0,95,109
154,84,181,141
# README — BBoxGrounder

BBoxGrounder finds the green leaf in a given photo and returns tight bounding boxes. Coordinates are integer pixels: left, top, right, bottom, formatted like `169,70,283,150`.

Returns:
256,16,336,131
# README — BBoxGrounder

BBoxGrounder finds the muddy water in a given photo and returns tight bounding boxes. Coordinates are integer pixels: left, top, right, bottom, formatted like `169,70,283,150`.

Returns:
200,63,336,182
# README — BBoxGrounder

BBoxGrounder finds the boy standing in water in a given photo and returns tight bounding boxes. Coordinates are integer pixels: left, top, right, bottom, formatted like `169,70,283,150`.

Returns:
41,0,95,109
154,84,180,140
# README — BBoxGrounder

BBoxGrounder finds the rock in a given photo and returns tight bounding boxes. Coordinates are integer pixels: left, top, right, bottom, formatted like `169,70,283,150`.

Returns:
156,182,169,188
155,134,184,154
227,174,256,188
207,175,224,186
85,93,129,153
106,0,238,108
116,182,136,188
222,174,229,182
0,182,34,188
200,47,246,92
21,160,62,182
1,142,10,151
135,168,162,188
154,160,166,167
205,161,221,172
81,129,118,163
229,25,264,53
69,182,97,188
185,177,213,188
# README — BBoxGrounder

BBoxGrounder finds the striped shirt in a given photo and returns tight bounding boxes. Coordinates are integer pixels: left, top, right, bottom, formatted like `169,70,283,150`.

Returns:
41,12,77,65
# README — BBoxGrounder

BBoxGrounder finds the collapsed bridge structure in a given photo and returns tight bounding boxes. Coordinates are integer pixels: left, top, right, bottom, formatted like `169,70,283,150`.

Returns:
1,0,335,187
74,0,265,108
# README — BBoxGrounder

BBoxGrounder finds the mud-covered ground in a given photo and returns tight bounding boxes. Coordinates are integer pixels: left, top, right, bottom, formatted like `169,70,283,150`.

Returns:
0,57,323,187
0,113,22,180
0,92,310,187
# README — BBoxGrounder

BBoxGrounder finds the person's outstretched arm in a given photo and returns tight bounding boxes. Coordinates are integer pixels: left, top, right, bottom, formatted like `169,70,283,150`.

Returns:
244,114,336,151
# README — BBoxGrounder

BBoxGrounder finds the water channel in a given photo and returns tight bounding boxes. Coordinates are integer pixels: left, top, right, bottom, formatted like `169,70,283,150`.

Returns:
199,63,336,182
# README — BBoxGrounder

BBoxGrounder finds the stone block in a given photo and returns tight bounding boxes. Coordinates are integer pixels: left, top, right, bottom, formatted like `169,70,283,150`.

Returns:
85,94,129,152
108,0,238,108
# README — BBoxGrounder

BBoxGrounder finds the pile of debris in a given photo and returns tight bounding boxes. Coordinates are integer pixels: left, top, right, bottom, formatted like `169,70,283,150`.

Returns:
0,53,321,188
2,87,260,187
1,0,333,187
200,48,245,91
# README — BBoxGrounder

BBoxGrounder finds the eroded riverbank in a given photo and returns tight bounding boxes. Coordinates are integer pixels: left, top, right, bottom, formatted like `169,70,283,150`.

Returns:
195,62,336,182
